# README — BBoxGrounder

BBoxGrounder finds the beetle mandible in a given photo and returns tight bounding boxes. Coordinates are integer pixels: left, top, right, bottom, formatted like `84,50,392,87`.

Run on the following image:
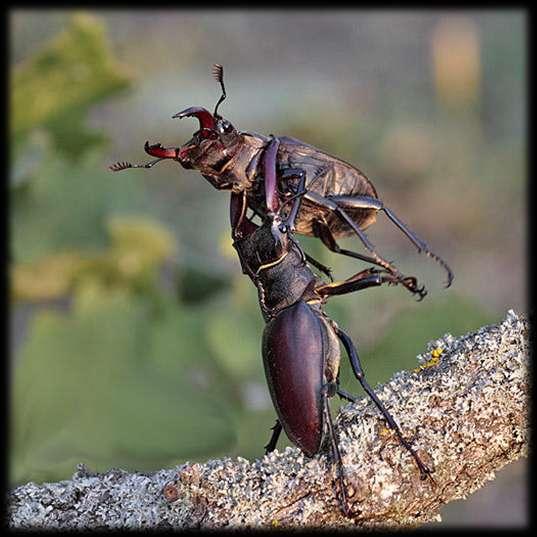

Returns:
110,64,453,287
229,190,432,517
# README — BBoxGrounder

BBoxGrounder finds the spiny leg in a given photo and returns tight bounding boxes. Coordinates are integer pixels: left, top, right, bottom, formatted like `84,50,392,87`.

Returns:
304,253,334,282
332,195,453,287
312,220,391,269
305,191,404,279
272,176,309,264
315,266,427,301
279,168,307,231
316,268,384,298
334,326,432,479
337,387,359,404
264,420,283,454
279,170,334,282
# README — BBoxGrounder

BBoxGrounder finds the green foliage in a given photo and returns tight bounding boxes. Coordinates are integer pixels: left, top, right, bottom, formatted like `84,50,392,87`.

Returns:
205,279,265,381
9,14,242,487
337,294,494,394
12,13,132,159
12,211,177,304
11,292,237,486
11,149,149,265
10,12,516,492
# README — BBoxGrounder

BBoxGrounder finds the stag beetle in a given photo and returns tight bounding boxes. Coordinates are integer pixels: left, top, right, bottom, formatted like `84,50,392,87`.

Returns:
229,190,432,516
110,64,453,289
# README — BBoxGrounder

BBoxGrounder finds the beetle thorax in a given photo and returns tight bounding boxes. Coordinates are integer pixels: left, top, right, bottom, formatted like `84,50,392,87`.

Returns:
233,221,318,320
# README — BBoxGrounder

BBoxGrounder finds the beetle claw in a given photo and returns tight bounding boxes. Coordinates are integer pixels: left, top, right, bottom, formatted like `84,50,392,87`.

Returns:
144,142,179,159
144,141,162,154
397,276,428,301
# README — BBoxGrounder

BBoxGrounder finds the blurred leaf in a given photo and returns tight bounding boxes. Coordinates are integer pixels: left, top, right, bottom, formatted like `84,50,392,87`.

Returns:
11,13,132,158
11,292,238,486
10,150,148,264
11,252,84,302
11,209,177,303
338,294,495,393
104,215,177,291
205,278,265,380
10,131,51,191
431,17,481,109
109,216,176,263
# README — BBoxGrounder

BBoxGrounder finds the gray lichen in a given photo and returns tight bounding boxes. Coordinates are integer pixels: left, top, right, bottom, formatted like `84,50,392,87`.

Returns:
8,310,528,529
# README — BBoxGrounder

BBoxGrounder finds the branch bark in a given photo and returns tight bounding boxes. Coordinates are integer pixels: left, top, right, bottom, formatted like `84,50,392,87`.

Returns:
8,310,528,529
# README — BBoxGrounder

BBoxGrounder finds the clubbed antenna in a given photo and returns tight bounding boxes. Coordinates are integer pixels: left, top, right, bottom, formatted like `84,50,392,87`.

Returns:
212,63,227,118
109,161,133,172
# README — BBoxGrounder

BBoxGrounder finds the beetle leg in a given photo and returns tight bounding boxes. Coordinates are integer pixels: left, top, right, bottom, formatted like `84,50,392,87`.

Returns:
334,327,433,480
264,420,283,454
312,220,393,270
263,136,281,214
230,192,256,240
331,195,454,288
278,168,307,231
315,268,384,297
276,170,321,272
336,387,358,403
304,253,334,282
316,267,428,301
321,383,352,517
305,197,404,279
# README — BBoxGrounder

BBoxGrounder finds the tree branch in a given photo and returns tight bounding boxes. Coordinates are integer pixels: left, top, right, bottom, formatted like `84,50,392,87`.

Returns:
8,310,528,529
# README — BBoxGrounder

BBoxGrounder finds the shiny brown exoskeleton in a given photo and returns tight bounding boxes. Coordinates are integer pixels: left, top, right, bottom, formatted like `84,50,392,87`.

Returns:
110,64,453,289
229,190,432,517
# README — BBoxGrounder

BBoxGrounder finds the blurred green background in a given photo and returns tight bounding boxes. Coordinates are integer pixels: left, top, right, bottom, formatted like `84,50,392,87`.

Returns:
9,9,526,526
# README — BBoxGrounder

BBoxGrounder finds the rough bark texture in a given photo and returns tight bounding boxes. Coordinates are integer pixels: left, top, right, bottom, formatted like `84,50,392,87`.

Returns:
8,310,528,529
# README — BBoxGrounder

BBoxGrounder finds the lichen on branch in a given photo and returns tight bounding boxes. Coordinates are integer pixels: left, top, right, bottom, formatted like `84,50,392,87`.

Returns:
8,310,528,529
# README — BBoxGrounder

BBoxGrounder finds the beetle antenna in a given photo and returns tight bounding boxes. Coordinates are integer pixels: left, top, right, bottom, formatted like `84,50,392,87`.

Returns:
212,63,227,118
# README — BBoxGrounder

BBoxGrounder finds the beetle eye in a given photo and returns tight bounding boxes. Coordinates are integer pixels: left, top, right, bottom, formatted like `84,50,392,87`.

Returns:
219,120,233,134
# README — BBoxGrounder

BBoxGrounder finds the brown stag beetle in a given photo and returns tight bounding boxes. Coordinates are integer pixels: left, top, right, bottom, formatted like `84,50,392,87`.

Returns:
110,64,453,289
229,189,432,517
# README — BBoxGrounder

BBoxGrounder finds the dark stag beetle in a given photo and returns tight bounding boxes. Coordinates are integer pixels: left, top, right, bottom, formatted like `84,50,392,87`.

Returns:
229,190,432,517
110,64,453,291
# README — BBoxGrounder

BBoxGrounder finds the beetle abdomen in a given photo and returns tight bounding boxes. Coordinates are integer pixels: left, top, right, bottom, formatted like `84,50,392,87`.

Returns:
262,301,339,457
276,136,379,236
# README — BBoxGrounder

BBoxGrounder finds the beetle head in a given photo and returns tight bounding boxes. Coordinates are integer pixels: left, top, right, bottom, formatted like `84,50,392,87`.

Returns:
173,108,240,170
173,65,241,172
